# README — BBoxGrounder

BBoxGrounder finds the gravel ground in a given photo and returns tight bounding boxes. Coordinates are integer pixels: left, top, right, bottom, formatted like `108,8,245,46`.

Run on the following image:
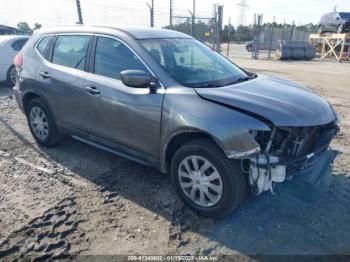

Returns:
0,47,350,260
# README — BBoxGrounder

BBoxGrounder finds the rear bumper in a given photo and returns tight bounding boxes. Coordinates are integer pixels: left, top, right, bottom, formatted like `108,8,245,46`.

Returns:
14,87,24,113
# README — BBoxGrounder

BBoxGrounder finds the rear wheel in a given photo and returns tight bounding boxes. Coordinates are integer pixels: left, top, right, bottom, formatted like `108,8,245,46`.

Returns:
337,25,344,34
26,98,61,147
318,26,324,34
170,139,248,217
5,65,17,88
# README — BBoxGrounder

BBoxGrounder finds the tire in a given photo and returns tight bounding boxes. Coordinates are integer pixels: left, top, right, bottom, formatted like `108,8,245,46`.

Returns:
170,139,248,217
246,45,252,52
5,65,17,88
337,25,344,34
318,26,324,34
26,98,61,147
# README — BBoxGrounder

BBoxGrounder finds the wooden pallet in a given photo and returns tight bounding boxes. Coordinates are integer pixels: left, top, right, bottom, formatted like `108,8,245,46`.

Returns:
309,33,350,62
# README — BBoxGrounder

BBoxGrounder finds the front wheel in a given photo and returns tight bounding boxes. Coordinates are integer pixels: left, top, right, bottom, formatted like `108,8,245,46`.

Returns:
170,139,248,217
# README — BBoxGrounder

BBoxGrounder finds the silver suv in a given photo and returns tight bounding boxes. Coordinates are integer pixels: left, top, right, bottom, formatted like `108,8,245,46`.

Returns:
14,26,338,217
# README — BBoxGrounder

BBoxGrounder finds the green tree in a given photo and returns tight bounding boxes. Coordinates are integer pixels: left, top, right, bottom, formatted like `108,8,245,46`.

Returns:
16,22,42,35
17,21,33,35
33,23,42,31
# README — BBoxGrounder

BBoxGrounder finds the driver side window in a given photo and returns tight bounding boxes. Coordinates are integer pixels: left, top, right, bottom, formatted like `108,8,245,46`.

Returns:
94,37,147,80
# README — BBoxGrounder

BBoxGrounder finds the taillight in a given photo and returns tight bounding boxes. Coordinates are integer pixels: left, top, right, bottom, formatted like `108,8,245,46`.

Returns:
14,52,23,68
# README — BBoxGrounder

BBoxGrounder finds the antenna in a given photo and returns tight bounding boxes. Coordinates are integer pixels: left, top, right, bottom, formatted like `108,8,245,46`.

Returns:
237,0,249,26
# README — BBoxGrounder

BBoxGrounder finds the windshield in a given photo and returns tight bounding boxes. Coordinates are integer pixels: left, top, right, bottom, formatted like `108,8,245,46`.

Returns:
139,38,250,88
339,12,350,19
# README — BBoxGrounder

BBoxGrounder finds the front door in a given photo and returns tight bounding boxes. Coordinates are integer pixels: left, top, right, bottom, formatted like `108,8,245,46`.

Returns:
83,36,164,159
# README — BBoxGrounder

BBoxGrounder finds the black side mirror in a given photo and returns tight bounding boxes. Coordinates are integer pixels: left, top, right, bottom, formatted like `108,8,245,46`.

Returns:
120,70,152,88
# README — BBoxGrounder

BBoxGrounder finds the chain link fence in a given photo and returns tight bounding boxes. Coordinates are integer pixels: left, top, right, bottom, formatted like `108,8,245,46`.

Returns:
225,19,319,60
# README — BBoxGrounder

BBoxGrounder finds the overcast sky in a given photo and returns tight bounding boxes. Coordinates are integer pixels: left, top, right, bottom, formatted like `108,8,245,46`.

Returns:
0,0,349,29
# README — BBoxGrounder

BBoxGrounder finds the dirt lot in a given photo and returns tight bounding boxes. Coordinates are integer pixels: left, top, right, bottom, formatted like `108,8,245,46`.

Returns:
1,45,350,260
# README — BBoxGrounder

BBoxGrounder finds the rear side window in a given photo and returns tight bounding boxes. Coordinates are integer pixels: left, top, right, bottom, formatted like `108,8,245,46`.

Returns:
52,35,90,70
94,36,147,80
11,39,28,51
37,36,53,58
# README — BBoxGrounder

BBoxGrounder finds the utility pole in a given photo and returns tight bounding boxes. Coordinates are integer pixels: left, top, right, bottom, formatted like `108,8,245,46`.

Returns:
252,13,263,59
290,20,295,41
227,17,231,57
192,0,196,37
216,5,224,53
212,4,218,50
268,16,275,58
169,0,173,28
147,0,154,27
75,0,83,24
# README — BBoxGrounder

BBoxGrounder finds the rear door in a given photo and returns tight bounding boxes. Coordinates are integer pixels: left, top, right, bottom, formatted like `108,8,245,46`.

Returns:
37,34,92,130
83,35,164,159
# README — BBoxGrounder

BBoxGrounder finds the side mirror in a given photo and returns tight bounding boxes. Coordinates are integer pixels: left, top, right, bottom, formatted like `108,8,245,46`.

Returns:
120,70,152,88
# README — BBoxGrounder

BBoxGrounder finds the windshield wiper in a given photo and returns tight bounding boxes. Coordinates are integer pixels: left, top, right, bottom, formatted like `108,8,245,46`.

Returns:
225,73,257,86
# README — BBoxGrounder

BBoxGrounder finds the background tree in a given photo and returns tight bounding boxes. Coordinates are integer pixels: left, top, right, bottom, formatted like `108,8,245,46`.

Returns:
16,22,42,35
33,23,42,31
17,21,33,35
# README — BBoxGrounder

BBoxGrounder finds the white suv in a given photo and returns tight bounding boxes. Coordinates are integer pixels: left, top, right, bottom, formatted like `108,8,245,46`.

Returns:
0,35,29,87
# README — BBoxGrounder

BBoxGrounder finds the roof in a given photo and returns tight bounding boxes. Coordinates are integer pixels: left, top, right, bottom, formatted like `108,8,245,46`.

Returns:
0,35,29,40
0,35,29,44
37,25,192,40
0,25,17,30
115,27,192,39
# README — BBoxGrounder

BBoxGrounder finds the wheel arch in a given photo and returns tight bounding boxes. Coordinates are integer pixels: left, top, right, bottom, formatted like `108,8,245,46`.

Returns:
22,92,41,114
161,130,226,173
22,91,53,117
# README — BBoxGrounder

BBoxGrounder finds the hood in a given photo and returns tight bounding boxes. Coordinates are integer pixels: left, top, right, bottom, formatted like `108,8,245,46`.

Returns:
195,74,336,127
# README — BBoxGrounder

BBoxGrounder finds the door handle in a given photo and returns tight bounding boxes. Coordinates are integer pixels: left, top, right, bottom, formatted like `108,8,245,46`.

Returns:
85,85,100,95
39,71,51,79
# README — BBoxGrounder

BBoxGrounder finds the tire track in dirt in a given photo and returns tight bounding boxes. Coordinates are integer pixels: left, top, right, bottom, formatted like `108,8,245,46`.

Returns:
0,197,86,261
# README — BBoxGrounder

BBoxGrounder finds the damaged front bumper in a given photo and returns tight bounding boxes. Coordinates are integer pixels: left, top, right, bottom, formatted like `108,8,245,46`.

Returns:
245,121,339,196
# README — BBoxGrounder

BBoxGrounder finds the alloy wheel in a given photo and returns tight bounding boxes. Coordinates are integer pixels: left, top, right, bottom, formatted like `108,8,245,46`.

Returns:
29,106,49,141
178,155,223,207
337,25,343,34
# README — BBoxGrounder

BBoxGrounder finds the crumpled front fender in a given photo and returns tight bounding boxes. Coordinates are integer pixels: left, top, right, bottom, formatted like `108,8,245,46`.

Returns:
160,87,271,170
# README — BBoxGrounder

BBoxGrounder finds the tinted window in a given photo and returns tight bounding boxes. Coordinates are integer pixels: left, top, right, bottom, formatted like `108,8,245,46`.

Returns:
339,12,350,19
11,39,28,51
94,37,147,80
52,35,90,70
37,36,53,57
